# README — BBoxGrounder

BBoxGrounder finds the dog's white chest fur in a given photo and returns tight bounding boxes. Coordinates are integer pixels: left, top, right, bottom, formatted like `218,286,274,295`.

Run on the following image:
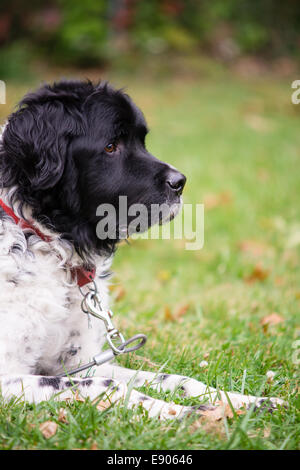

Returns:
0,212,111,376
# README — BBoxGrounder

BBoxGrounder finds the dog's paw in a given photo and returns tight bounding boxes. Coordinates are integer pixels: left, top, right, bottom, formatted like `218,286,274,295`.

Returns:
178,404,217,421
159,403,215,420
250,396,286,413
212,391,286,412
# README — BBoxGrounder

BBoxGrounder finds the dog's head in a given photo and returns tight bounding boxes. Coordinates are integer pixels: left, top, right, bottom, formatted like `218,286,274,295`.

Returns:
0,80,186,258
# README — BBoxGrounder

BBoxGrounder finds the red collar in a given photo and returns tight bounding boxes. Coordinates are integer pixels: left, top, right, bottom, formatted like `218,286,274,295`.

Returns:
0,198,95,287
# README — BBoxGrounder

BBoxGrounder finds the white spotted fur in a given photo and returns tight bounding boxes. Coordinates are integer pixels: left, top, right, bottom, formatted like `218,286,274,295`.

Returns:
0,188,111,376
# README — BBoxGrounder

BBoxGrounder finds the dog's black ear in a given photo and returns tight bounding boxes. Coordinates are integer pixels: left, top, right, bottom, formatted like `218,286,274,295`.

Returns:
1,85,85,191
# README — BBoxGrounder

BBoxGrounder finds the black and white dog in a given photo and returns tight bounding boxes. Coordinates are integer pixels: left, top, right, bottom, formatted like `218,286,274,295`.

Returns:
0,80,283,419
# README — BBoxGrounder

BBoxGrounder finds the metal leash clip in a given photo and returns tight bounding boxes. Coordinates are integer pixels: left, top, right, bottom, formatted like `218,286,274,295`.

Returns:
83,291,127,354
82,290,147,354
57,281,147,378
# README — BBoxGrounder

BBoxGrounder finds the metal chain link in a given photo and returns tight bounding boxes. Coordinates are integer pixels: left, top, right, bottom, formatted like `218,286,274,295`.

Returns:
57,279,147,377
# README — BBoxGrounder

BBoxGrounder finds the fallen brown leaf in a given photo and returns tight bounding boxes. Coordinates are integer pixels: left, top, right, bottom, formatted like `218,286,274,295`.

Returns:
260,313,284,327
114,286,126,302
39,421,58,439
175,303,190,318
201,401,234,421
189,401,236,437
58,408,68,424
164,304,191,322
74,390,85,402
191,401,234,427
164,305,174,322
245,263,269,283
95,399,112,411
261,313,284,325
238,239,271,258
203,191,232,210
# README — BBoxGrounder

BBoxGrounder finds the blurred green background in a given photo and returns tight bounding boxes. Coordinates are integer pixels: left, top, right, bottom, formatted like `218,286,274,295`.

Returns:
0,0,300,81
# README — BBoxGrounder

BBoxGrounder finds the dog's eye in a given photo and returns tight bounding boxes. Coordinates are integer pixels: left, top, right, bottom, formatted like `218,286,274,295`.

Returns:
104,143,117,154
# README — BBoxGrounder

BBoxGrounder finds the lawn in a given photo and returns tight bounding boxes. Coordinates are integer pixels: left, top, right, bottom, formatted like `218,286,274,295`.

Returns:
0,60,299,450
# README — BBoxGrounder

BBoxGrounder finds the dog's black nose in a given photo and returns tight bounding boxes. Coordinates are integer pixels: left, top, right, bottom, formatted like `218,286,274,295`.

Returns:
166,170,186,195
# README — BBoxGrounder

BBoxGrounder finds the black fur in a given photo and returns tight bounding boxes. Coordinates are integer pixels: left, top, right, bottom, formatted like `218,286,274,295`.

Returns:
0,80,185,261
102,379,113,387
39,377,61,390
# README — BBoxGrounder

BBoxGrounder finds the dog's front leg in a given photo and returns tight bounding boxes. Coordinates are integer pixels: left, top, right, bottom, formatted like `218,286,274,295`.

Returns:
0,374,205,420
95,364,285,410
0,374,127,404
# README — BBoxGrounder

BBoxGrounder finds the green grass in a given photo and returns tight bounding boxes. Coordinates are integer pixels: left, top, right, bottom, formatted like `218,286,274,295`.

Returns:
0,61,299,449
